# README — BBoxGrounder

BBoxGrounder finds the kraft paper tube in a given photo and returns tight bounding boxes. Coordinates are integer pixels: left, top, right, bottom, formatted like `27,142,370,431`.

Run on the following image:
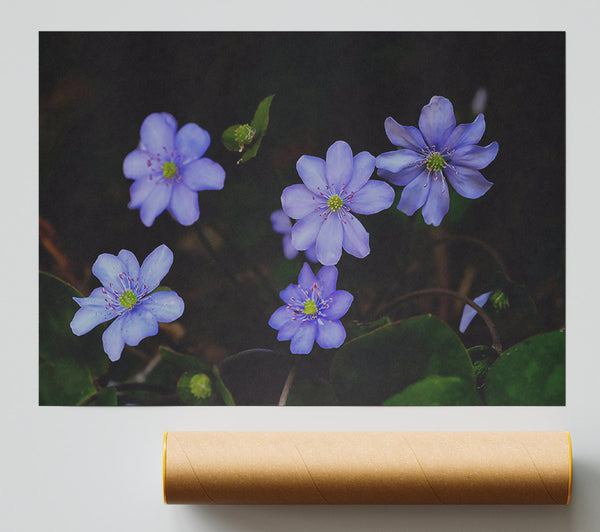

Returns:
163,431,572,505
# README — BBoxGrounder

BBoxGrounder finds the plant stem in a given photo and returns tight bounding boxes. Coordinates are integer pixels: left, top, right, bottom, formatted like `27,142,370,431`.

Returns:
278,359,298,406
377,288,502,352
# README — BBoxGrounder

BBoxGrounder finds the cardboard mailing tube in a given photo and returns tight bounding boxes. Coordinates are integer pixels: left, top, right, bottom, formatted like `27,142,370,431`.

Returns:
163,431,572,505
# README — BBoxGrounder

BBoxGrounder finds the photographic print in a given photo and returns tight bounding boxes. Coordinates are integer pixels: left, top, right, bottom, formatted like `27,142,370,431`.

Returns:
39,32,565,406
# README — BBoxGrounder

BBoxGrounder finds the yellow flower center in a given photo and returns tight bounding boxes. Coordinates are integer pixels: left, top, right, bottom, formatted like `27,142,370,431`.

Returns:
162,161,177,179
119,289,138,309
303,300,318,315
327,194,344,211
426,152,446,172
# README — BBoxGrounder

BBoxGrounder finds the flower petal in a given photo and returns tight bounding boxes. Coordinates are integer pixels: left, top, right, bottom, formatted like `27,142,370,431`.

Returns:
322,290,353,320
296,155,327,194
121,308,158,346
139,182,171,227
316,319,346,349
117,250,140,279
451,142,499,170
375,149,423,173
123,149,155,180
268,306,295,330
180,158,225,191
282,235,298,260
298,262,317,290
341,215,370,258
459,292,493,333
421,174,450,226
445,165,493,199
140,113,177,156
168,183,199,226
445,113,485,150
418,96,456,149
102,316,125,362
73,287,110,308
175,123,210,164
70,307,113,336
316,215,343,266
305,245,318,263
326,141,353,187
384,117,428,151
377,164,424,187
277,318,302,341
128,176,156,209
346,151,376,193
271,210,292,234
139,244,173,293
280,284,304,305
397,169,430,216
349,180,395,215
291,210,325,251
281,184,323,220
92,253,126,290
290,321,317,354
316,265,338,298
141,291,184,322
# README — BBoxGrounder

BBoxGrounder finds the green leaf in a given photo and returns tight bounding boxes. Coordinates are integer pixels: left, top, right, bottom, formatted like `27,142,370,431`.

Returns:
345,317,392,340
157,346,213,373
86,386,118,406
39,272,109,405
223,94,275,163
286,378,339,406
383,376,483,406
485,330,565,405
177,372,212,406
330,315,474,405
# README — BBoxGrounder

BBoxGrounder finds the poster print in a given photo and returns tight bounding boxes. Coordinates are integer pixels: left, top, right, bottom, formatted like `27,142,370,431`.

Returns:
39,32,565,406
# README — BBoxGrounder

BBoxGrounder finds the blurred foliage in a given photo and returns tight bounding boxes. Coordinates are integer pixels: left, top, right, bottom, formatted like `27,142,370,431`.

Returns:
383,376,483,406
485,330,565,405
330,315,475,405
39,272,109,405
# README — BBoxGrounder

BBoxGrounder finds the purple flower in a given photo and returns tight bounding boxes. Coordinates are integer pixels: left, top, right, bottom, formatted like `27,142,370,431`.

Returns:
123,113,225,227
268,263,353,354
281,140,395,266
459,291,492,333
375,96,499,226
70,244,184,361
270,209,317,262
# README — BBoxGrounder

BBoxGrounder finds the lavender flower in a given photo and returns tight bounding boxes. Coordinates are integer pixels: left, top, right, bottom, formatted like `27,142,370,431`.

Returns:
270,209,317,262
268,263,353,354
458,291,492,333
70,244,184,361
376,96,499,226
281,140,395,266
123,113,225,227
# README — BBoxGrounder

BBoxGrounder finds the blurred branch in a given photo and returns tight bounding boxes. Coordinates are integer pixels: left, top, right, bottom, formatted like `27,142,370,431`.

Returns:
39,215,78,286
377,288,502,352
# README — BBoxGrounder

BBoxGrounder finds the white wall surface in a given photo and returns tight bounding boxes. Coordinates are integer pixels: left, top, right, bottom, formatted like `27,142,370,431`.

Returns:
2,2,599,531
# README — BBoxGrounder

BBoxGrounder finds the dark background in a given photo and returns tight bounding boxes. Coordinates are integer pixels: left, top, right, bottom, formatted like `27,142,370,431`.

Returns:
39,32,565,386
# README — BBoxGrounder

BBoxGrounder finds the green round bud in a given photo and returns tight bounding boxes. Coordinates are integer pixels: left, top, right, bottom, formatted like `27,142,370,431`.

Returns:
189,373,212,400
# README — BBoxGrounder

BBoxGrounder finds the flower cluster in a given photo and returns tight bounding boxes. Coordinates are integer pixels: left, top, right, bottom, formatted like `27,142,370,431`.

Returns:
123,113,225,227
375,96,498,226
70,245,184,361
269,263,353,354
